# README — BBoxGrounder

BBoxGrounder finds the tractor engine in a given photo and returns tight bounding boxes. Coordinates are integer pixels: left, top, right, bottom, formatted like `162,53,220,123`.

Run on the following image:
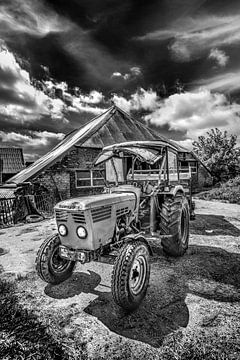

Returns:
54,185,141,252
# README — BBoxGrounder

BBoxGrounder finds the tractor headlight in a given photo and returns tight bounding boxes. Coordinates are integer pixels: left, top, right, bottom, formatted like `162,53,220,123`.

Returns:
76,226,87,239
58,224,68,236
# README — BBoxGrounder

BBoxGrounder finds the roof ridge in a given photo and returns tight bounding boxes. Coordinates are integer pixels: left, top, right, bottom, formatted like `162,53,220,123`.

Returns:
114,105,189,151
114,105,169,140
80,105,116,142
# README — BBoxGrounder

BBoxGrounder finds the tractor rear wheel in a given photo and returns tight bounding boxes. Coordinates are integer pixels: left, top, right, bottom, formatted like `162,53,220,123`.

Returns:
36,233,75,284
111,241,150,312
160,194,190,257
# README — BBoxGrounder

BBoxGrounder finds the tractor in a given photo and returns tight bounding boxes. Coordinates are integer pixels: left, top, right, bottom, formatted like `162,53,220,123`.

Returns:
36,140,195,311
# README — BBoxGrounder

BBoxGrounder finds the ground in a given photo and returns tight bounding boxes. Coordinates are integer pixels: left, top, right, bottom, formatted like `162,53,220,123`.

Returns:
1,199,240,359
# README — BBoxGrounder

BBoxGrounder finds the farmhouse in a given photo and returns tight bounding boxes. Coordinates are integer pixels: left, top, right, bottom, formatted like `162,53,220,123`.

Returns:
4,106,212,199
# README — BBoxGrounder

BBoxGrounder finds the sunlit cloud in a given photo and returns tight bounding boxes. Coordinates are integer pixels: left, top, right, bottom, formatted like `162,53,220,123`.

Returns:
144,89,240,141
208,48,229,67
0,44,107,126
112,88,158,112
111,66,142,81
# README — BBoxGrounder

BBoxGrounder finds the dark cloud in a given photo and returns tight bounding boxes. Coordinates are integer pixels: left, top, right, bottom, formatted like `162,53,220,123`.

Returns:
1,0,240,159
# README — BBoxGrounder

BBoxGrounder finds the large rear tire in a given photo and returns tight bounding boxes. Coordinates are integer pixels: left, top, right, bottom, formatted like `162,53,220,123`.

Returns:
111,241,150,311
160,194,190,257
36,233,75,284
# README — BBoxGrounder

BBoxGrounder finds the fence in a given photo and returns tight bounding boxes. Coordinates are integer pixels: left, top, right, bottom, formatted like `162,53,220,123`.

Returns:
0,194,55,228
0,197,15,226
34,194,56,216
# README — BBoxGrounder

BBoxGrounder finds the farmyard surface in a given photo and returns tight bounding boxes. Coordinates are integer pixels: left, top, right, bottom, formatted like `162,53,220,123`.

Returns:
1,199,240,359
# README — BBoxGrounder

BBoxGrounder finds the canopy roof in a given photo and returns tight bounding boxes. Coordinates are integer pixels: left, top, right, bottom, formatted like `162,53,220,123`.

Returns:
94,140,179,165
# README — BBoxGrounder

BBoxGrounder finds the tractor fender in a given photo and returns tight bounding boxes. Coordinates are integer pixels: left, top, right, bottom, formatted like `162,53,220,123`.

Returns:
123,234,153,256
169,185,184,197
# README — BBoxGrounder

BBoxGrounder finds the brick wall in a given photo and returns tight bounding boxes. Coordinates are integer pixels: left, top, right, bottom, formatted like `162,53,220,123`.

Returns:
33,145,213,198
33,147,103,200
34,171,70,200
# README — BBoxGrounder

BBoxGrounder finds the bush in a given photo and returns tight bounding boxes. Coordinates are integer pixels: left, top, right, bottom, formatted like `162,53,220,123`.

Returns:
197,176,240,204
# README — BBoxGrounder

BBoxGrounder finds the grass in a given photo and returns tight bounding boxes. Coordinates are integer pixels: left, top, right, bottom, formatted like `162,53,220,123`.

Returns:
1,272,240,360
196,176,240,204
158,328,240,360
0,275,88,360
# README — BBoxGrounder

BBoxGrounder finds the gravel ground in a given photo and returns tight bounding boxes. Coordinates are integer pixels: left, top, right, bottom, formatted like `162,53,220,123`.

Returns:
1,198,240,359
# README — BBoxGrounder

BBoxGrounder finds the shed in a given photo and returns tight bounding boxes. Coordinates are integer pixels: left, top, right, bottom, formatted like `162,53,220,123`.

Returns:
5,106,212,198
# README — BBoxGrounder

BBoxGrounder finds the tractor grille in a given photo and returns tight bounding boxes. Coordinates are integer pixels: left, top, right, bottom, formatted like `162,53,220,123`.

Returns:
55,209,68,222
91,205,111,223
72,212,86,224
116,207,129,217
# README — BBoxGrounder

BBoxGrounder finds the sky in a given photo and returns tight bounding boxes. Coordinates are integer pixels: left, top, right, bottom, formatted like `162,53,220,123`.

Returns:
0,0,240,161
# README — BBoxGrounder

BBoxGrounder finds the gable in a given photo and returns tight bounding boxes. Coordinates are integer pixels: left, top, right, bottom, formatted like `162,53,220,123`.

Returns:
6,105,189,185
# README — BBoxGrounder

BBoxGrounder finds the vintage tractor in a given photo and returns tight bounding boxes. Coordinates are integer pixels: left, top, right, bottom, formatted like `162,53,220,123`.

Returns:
36,140,195,311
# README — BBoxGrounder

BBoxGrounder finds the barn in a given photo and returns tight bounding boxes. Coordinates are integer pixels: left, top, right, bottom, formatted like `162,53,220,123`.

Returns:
4,105,212,199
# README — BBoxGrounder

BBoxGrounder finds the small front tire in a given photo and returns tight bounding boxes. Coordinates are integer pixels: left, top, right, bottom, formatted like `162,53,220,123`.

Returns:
36,233,75,284
111,241,150,311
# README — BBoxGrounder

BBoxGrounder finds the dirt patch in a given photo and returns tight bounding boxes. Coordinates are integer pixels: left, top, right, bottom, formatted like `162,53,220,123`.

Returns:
1,200,240,358
16,226,40,236
190,214,240,236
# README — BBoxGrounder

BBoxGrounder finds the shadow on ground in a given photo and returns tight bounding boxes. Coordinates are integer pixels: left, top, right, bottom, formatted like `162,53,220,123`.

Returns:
44,243,240,348
190,214,240,236
45,270,103,299
0,266,75,359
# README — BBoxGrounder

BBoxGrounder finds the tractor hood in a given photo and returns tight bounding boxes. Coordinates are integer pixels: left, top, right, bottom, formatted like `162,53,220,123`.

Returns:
55,192,136,211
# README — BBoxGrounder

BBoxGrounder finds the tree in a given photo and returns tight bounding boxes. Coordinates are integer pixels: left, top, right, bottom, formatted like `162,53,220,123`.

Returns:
193,128,240,181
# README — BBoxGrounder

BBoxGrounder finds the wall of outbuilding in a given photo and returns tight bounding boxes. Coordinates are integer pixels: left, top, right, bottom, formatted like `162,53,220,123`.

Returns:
33,146,103,200
32,146,213,199
191,163,213,193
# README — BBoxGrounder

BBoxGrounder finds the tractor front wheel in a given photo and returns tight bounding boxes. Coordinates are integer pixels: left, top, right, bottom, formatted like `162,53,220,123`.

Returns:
36,233,75,284
160,194,190,257
111,241,150,311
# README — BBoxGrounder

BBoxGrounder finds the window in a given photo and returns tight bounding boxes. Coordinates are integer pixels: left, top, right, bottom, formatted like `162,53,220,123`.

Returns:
92,170,105,186
76,170,91,188
76,169,105,188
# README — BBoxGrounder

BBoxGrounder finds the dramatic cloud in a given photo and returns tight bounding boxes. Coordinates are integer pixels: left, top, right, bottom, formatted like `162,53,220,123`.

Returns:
0,44,106,126
0,0,240,160
193,71,240,93
0,0,70,38
208,48,229,67
112,88,158,112
0,44,68,123
0,130,65,161
0,43,109,159
144,89,240,142
136,14,240,62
